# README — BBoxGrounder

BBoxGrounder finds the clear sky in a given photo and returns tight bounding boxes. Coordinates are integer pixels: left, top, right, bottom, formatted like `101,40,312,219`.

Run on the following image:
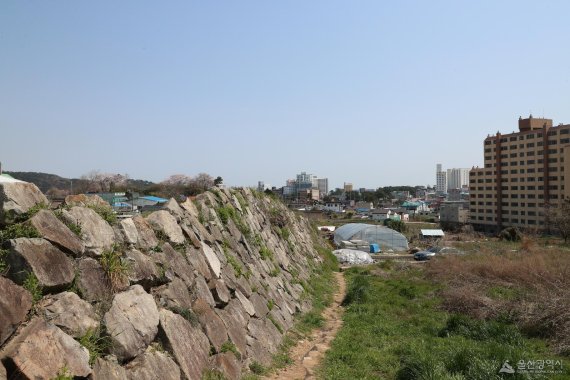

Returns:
1,1,569,190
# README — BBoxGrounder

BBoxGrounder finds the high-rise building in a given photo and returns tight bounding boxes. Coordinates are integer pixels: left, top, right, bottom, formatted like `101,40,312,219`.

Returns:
436,164,447,193
316,178,328,196
447,168,470,190
470,115,570,232
344,182,353,192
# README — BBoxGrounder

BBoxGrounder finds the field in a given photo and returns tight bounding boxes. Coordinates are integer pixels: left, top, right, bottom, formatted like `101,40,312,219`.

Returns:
320,237,570,379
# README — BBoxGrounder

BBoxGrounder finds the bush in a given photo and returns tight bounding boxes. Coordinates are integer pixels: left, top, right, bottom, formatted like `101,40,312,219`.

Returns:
0,223,40,244
498,227,522,242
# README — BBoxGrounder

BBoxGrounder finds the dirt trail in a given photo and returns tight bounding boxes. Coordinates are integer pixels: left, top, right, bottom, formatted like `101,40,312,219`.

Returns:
265,271,346,380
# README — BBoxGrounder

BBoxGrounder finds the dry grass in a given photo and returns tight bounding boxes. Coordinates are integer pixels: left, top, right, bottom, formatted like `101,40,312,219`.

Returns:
426,238,570,355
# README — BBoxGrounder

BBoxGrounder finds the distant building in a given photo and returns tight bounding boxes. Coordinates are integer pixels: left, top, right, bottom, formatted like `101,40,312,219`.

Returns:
447,168,470,190
436,164,447,194
440,201,470,226
316,178,329,197
344,182,353,192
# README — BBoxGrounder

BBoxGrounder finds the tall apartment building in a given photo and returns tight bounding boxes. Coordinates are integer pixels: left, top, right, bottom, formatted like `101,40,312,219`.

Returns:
447,168,470,190
470,115,570,232
436,164,447,193
316,178,329,196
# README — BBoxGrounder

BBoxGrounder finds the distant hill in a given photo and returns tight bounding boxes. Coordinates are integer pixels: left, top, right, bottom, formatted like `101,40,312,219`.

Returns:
5,171,156,194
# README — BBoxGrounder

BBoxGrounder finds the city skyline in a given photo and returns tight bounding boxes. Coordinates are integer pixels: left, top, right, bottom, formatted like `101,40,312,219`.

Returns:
2,1,570,188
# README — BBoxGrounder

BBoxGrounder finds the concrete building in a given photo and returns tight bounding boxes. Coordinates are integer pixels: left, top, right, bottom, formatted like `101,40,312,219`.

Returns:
344,182,353,192
447,168,470,190
440,201,470,228
316,178,329,198
469,115,570,232
436,164,447,194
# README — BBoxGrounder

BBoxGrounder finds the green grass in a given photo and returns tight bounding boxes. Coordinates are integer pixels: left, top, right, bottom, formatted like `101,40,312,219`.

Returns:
321,264,570,380
88,204,117,225
0,248,8,275
0,222,41,244
220,341,242,360
259,245,274,261
99,246,130,292
23,271,43,304
78,328,111,365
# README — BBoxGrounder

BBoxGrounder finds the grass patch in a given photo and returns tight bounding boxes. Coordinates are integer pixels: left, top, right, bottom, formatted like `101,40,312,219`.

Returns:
169,306,200,327
99,245,130,292
0,248,8,275
268,314,284,334
78,327,111,366
54,210,82,237
249,361,268,375
321,262,570,380
0,223,40,244
88,204,117,225
220,341,242,360
23,271,43,304
259,245,273,261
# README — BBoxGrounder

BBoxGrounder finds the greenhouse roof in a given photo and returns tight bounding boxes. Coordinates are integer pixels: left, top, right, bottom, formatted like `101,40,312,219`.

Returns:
334,223,409,251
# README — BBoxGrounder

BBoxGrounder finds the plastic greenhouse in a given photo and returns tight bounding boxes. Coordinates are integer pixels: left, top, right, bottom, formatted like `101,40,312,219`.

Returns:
334,223,409,252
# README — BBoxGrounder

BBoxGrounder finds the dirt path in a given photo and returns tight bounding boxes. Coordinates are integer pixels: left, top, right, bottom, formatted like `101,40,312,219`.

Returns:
266,271,346,380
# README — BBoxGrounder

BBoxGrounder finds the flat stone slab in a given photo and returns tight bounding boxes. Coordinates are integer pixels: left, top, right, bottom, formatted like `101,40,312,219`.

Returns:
201,241,221,278
0,276,32,346
159,308,210,380
6,238,75,291
1,318,91,379
104,285,159,361
125,347,181,380
41,291,99,338
30,209,84,256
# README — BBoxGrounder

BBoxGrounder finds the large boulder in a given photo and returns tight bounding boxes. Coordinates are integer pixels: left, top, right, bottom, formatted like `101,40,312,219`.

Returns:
29,209,84,256
104,285,159,361
125,249,163,290
0,180,48,226
62,206,115,256
1,318,91,379
146,210,185,245
41,291,99,338
246,318,282,365
152,277,193,310
0,276,32,345
196,304,228,352
131,215,159,250
92,357,127,380
76,257,110,302
158,308,210,380
0,361,6,380
154,243,195,288
124,347,181,380
5,238,75,291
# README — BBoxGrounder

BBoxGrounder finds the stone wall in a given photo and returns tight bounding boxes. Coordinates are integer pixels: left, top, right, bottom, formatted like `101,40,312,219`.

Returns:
0,182,323,379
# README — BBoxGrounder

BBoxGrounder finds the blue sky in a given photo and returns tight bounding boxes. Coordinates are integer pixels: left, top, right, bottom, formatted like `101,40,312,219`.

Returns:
1,1,569,189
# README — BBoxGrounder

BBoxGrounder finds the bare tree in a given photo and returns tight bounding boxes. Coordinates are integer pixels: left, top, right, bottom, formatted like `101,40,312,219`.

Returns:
81,170,129,193
546,199,570,243
189,173,214,193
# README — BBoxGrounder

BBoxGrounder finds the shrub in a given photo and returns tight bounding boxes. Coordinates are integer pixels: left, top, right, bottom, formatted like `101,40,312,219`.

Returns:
498,227,522,242
169,306,200,327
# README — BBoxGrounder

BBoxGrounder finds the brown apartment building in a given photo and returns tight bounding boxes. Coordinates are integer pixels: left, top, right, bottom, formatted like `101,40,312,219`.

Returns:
470,115,570,232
